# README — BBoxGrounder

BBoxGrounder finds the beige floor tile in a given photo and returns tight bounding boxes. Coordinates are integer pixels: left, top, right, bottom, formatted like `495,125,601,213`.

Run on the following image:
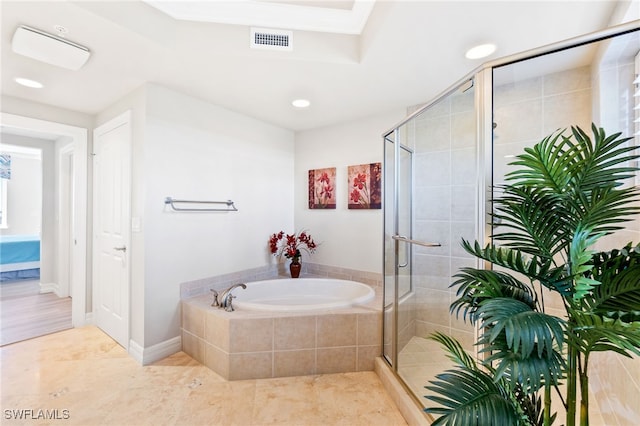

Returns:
314,372,407,425
252,376,322,424
0,326,407,426
176,381,256,425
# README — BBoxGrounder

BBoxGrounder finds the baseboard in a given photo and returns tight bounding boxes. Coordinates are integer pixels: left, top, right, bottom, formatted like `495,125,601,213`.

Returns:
128,340,144,364
84,312,94,325
39,282,58,294
128,335,182,366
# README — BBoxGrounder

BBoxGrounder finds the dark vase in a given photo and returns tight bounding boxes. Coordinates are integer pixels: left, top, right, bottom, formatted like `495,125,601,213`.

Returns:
289,257,301,278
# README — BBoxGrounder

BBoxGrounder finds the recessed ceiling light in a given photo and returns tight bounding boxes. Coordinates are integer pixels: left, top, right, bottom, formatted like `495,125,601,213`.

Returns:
292,99,310,108
15,77,43,88
465,43,497,60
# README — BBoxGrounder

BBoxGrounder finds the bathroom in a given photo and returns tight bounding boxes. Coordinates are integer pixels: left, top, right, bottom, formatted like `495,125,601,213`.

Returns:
1,1,639,425
179,20,640,425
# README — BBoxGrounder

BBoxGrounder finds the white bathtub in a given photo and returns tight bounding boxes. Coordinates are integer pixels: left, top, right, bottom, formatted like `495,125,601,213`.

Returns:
233,278,375,311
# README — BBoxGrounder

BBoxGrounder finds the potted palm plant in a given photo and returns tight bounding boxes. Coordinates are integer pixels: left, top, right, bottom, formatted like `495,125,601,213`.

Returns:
424,124,640,426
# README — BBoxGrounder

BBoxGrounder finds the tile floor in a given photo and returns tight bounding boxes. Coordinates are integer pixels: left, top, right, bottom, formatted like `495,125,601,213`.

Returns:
0,326,407,425
397,336,452,410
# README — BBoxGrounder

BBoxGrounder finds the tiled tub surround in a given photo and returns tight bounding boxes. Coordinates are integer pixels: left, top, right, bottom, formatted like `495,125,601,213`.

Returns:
180,263,382,299
180,265,383,381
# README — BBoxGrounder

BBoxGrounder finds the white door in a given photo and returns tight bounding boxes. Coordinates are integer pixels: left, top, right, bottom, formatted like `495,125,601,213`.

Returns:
93,111,131,349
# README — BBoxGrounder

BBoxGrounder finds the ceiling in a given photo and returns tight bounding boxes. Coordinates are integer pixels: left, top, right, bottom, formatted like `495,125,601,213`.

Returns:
0,1,632,132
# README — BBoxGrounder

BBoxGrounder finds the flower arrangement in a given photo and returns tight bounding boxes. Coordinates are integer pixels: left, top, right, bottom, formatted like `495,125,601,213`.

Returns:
268,230,317,262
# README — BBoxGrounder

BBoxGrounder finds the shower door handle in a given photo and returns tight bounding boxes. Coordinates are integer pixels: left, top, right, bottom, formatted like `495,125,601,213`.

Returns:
392,235,441,248
393,235,441,268
392,235,409,268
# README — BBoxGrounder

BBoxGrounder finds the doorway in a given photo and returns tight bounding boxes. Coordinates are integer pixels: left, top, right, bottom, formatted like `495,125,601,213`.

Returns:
0,113,88,332
92,111,131,349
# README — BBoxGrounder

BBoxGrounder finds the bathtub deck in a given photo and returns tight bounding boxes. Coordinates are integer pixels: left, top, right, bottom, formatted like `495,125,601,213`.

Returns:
181,286,383,380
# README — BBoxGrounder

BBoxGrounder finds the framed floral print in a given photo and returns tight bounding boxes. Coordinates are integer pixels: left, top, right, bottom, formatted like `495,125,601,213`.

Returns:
308,167,336,209
348,162,381,209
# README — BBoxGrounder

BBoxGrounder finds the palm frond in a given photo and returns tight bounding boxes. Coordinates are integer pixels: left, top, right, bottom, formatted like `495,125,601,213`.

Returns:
569,228,601,301
506,130,574,193
504,125,639,244
566,186,640,236
429,332,479,371
450,267,537,323
585,243,640,313
460,240,568,295
507,124,639,193
482,332,566,393
476,298,566,358
424,368,523,426
568,312,640,358
567,124,639,190
492,185,570,259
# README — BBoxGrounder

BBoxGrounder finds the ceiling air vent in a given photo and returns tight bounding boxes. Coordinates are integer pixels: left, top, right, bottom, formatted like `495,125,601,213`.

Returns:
250,28,293,51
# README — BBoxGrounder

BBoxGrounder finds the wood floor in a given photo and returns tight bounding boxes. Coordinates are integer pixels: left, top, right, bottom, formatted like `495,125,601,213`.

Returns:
0,279,72,346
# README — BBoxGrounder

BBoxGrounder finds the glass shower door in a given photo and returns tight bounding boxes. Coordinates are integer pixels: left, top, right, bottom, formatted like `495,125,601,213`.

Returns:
383,129,413,366
383,78,479,409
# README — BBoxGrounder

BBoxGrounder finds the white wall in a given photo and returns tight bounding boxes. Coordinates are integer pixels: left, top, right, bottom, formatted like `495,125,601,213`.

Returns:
1,96,95,130
294,109,405,273
97,83,295,348
143,85,295,346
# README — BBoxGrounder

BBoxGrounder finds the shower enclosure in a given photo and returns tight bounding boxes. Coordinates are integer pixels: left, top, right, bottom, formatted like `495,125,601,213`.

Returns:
382,21,640,424
383,75,487,405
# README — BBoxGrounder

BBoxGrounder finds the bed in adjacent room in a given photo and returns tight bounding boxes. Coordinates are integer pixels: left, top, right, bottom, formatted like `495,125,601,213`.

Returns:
0,235,40,281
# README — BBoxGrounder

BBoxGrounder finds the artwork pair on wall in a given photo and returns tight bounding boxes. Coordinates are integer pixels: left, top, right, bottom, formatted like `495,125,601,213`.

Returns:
308,163,382,210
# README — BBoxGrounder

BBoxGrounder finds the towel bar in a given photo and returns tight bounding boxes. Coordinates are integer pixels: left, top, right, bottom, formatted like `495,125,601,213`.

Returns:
164,197,238,212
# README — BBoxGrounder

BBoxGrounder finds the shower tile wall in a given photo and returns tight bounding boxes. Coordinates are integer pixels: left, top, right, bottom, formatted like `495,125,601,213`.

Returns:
493,65,593,316
592,56,640,250
398,65,597,358
493,65,592,184
494,63,640,425
409,86,477,349
590,55,640,426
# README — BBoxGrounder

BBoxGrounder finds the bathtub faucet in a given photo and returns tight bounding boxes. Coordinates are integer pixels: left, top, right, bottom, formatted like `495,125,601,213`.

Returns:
219,283,247,312
210,289,219,307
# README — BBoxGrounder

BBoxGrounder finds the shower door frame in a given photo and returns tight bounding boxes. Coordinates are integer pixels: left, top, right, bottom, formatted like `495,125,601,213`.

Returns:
382,129,415,368
381,73,493,384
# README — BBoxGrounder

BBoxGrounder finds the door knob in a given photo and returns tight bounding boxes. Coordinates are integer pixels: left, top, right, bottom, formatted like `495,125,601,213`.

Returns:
114,246,127,252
